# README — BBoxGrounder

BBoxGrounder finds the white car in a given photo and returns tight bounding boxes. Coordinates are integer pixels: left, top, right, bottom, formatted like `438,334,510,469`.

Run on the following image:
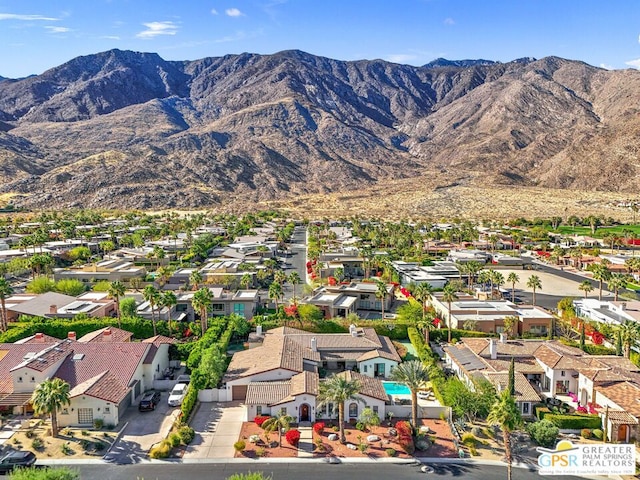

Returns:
168,383,189,407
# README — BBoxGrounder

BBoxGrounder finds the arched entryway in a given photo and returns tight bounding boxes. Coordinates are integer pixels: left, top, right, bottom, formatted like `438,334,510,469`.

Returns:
618,424,629,442
300,403,310,422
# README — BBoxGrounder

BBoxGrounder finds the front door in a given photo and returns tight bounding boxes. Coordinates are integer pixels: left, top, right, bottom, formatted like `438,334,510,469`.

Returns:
300,403,310,422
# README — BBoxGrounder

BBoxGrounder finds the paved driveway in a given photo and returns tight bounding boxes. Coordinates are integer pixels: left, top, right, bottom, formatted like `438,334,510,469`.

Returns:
106,391,181,464
183,401,244,459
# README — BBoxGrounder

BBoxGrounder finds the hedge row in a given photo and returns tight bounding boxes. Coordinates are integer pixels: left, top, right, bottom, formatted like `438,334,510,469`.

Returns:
429,328,497,343
407,327,445,405
545,414,602,430
535,405,551,421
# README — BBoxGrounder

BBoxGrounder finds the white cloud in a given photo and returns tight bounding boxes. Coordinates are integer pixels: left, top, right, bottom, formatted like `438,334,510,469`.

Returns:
0,13,59,21
385,53,417,64
101,35,120,40
443,17,455,25
225,8,243,17
45,26,70,33
211,8,218,15
625,59,640,69
136,21,179,38
599,63,613,70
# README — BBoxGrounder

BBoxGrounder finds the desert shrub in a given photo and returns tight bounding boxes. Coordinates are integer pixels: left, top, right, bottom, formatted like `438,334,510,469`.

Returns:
168,432,182,448
526,420,560,448
313,422,325,434
581,428,592,439
81,430,89,436
94,442,106,451
285,429,301,446
93,419,104,430
355,422,366,432
395,421,415,454
31,438,44,451
178,425,195,444
358,442,368,453
469,445,478,456
461,432,477,447
80,439,92,451
254,416,270,427
593,429,603,439
471,426,483,437
234,440,246,452
61,443,74,455
255,447,266,457
386,448,396,457
149,440,171,459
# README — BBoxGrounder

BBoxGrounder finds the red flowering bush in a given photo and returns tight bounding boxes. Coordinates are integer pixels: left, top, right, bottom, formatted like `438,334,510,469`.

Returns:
313,422,325,434
254,415,270,427
284,305,298,317
577,406,588,414
285,428,301,446
395,421,415,454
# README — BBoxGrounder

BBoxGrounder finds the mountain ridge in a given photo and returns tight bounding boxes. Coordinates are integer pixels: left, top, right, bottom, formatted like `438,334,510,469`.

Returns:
0,49,638,209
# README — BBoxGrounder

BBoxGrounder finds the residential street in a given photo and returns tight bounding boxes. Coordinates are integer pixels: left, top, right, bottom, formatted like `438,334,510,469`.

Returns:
282,226,308,301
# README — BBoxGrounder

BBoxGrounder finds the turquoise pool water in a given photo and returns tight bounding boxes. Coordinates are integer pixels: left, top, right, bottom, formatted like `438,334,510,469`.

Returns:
382,381,411,395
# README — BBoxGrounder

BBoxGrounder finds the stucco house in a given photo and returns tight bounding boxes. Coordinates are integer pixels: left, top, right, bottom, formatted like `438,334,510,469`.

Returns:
222,325,399,421
0,327,174,428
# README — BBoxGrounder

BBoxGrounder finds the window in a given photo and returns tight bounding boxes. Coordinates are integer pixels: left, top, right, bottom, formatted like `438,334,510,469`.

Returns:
256,406,262,416
104,407,111,414
561,371,565,377
30,377,35,383
363,365,368,373
17,377,22,383
233,303,245,315
349,403,358,418
212,303,225,312
372,406,379,414
280,407,287,416
61,408,69,415
522,403,530,414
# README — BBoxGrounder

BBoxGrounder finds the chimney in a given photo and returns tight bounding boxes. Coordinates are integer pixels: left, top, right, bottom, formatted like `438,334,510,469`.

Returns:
103,328,113,342
489,339,497,360
311,337,317,352
67,331,77,341
349,324,357,337
621,302,627,311
49,305,57,315
256,325,263,336
34,332,44,343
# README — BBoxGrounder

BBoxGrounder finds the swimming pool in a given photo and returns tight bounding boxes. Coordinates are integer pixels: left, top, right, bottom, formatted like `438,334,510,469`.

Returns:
382,381,411,396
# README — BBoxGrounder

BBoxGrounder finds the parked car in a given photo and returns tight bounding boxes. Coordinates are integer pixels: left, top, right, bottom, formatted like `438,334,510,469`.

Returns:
168,383,189,407
175,374,190,384
138,390,161,411
0,450,36,473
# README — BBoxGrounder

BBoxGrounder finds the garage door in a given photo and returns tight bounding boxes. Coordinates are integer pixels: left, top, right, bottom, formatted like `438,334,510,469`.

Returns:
232,385,247,400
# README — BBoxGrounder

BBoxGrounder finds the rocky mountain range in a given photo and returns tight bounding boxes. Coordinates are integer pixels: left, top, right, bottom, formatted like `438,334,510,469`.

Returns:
0,49,639,210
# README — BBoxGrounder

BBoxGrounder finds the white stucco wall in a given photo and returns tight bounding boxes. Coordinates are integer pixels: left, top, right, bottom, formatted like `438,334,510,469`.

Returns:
58,395,119,428
358,358,398,379
221,368,297,401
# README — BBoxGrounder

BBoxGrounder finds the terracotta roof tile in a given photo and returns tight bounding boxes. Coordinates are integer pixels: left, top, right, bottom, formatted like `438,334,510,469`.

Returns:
78,327,132,343
596,382,640,417
336,371,389,402
482,372,541,403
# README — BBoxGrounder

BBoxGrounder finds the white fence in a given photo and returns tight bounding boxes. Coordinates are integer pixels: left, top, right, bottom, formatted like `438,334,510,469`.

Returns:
198,389,224,402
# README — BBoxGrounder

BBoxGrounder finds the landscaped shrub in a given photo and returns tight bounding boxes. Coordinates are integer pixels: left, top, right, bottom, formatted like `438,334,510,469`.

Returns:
31,438,44,451
545,414,601,430
386,448,396,457
461,432,477,447
471,426,483,437
535,406,551,420
581,428,592,439
149,440,171,459
168,432,182,448
254,416,270,427
395,421,415,454
93,419,104,430
313,422,325,434
178,425,195,444
285,429,301,446
527,420,559,448
234,440,246,452
593,429,604,440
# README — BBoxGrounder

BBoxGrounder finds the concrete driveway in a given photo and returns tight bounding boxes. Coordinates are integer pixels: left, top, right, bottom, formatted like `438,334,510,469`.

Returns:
183,401,244,459
105,391,181,464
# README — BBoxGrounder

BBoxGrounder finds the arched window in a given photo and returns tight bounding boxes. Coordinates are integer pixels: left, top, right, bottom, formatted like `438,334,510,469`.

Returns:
349,402,358,418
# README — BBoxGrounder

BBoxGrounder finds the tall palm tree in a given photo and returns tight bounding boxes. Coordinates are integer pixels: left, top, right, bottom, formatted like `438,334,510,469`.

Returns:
192,287,213,334
442,284,458,343
590,263,611,301
465,261,483,289
507,272,519,303
108,280,126,329
0,277,14,332
161,291,177,336
375,280,388,319
608,274,627,301
268,281,283,312
143,285,161,335
413,283,434,342
239,273,252,290
274,270,287,285
491,271,505,299
526,275,542,306
31,378,71,438
487,389,522,480
317,375,362,444
262,412,294,447
390,360,430,428
619,321,640,359
189,270,203,291
578,280,594,299
288,271,301,302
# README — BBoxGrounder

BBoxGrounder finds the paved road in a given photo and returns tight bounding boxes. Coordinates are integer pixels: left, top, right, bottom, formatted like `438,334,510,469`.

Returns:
39,462,589,480
282,226,308,301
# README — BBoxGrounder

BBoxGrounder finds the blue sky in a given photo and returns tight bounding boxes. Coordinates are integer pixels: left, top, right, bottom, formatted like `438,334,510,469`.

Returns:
1,0,639,78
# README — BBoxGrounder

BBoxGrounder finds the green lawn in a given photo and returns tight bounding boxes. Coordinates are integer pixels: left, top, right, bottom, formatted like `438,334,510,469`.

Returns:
626,283,640,291
550,224,640,238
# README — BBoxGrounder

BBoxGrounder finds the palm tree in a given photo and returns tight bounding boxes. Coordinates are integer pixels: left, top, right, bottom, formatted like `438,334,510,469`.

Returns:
189,270,203,291
274,270,287,285
608,274,627,301
0,277,13,332
487,389,522,480
288,271,301,302
143,285,161,335
491,271,505,299
507,272,519,303
108,280,126,329
465,261,483,289
413,283,434,342
262,412,294,447
317,375,362,444
442,284,458,343
578,280,594,299
240,273,252,290
161,291,177,336
390,360,429,428
375,280,388,319
192,287,213,334
619,321,640,359
268,282,283,312
31,378,71,438
526,275,542,306
590,263,611,301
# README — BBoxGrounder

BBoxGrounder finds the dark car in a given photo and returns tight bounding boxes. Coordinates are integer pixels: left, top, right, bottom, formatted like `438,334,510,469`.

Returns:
0,450,36,473
138,391,161,411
